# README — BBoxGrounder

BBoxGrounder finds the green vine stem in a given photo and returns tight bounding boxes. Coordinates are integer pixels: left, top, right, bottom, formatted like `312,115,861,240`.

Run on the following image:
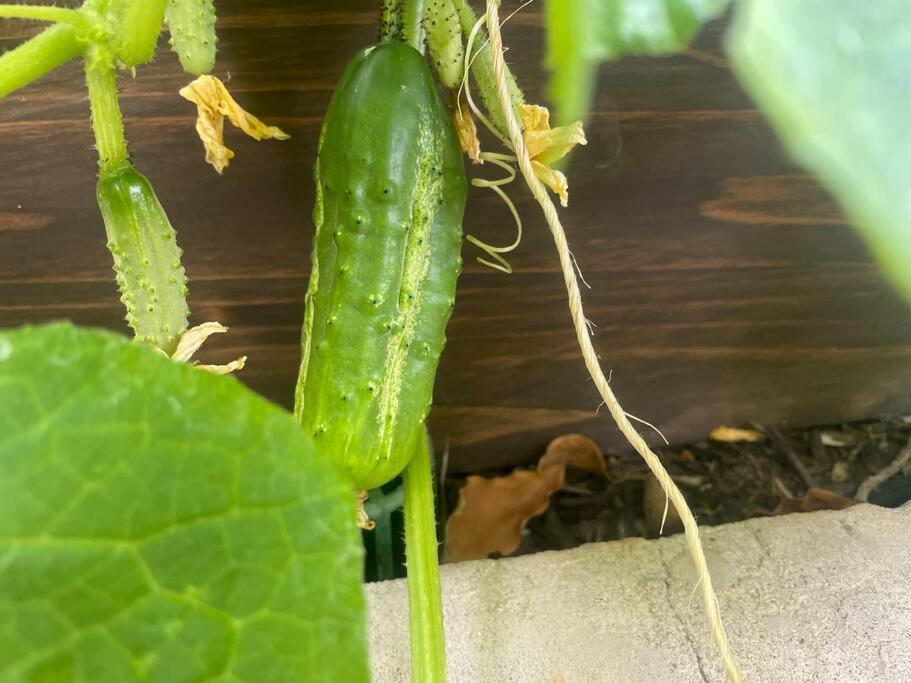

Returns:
84,44,128,175
449,0,524,133
0,3,91,27
0,24,82,100
403,430,446,683
84,43,191,353
401,0,426,51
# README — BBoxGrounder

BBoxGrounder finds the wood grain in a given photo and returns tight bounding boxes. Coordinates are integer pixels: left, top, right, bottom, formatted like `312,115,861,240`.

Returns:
2,3,910,473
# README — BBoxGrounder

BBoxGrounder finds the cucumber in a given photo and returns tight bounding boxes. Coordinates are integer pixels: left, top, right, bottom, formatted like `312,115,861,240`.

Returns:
97,165,190,355
294,42,466,491
165,0,218,75
110,0,168,67
424,0,464,90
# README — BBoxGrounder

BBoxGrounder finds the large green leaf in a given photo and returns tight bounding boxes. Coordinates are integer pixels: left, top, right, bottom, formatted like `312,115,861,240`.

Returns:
0,323,368,682
728,0,911,301
545,0,730,124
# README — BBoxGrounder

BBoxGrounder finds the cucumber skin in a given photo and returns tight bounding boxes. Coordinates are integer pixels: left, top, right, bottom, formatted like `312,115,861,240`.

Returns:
97,166,189,355
295,43,466,490
112,0,168,67
165,0,218,76
425,0,464,90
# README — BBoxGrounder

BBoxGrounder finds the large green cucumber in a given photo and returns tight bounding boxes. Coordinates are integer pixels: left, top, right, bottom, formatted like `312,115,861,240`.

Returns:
294,43,466,491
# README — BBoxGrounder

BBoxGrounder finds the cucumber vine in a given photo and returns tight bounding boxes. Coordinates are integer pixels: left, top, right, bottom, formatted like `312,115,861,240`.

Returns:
3,0,843,681
0,0,210,354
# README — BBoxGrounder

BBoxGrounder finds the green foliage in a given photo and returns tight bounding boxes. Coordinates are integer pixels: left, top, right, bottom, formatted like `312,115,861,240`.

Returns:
727,0,911,301
545,0,729,124
0,24,81,100
0,324,369,682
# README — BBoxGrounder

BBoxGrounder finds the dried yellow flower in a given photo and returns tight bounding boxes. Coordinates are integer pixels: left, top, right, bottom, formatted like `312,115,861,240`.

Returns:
168,321,246,374
179,75,289,174
453,103,482,163
518,104,586,207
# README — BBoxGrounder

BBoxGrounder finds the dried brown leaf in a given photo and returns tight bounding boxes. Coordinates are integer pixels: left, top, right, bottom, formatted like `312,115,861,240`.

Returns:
538,433,607,478
772,487,859,515
445,468,563,563
445,433,606,563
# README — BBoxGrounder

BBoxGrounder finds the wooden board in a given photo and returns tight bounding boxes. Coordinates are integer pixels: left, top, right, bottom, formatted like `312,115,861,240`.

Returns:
2,2,910,473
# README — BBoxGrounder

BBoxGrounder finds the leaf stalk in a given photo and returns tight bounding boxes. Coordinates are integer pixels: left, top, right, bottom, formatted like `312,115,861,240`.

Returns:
403,430,446,683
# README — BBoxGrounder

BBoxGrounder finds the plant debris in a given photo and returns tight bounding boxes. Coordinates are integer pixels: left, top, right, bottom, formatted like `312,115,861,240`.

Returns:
709,425,764,443
772,487,858,515
444,434,605,562
443,418,911,562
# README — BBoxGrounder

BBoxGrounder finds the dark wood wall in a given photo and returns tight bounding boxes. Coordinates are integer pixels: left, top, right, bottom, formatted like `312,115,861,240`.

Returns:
3,2,910,473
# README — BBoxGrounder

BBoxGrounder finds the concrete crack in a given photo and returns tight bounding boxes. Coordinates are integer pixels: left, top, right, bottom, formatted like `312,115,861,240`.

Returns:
657,544,712,683
838,517,859,540
748,521,772,570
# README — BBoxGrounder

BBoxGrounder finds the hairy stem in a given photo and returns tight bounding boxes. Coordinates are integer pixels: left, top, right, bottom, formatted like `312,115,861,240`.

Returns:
0,24,82,100
401,0,426,51
403,430,445,683
84,45,128,175
0,3,90,27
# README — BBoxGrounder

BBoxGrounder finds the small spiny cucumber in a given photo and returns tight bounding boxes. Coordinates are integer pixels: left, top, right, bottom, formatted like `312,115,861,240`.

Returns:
164,0,218,76
97,165,189,354
424,0,464,90
295,43,466,490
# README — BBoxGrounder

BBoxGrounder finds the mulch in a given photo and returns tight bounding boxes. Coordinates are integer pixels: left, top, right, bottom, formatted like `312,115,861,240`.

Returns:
367,418,911,580
449,418,911,558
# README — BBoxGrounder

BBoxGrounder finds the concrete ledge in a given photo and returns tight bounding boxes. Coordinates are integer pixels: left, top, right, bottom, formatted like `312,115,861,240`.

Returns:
366,503,911,682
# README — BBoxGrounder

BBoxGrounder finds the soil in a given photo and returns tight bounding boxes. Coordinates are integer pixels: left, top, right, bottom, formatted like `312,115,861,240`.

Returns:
365,418,911,580
444,418,911,559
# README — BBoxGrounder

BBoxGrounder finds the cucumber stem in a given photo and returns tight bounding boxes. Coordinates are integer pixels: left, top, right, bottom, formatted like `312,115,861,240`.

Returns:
403,430,446,683
450,0,524,132
0,24,82,100
0,3,90,26
84,45,129,176
401,0,426,51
